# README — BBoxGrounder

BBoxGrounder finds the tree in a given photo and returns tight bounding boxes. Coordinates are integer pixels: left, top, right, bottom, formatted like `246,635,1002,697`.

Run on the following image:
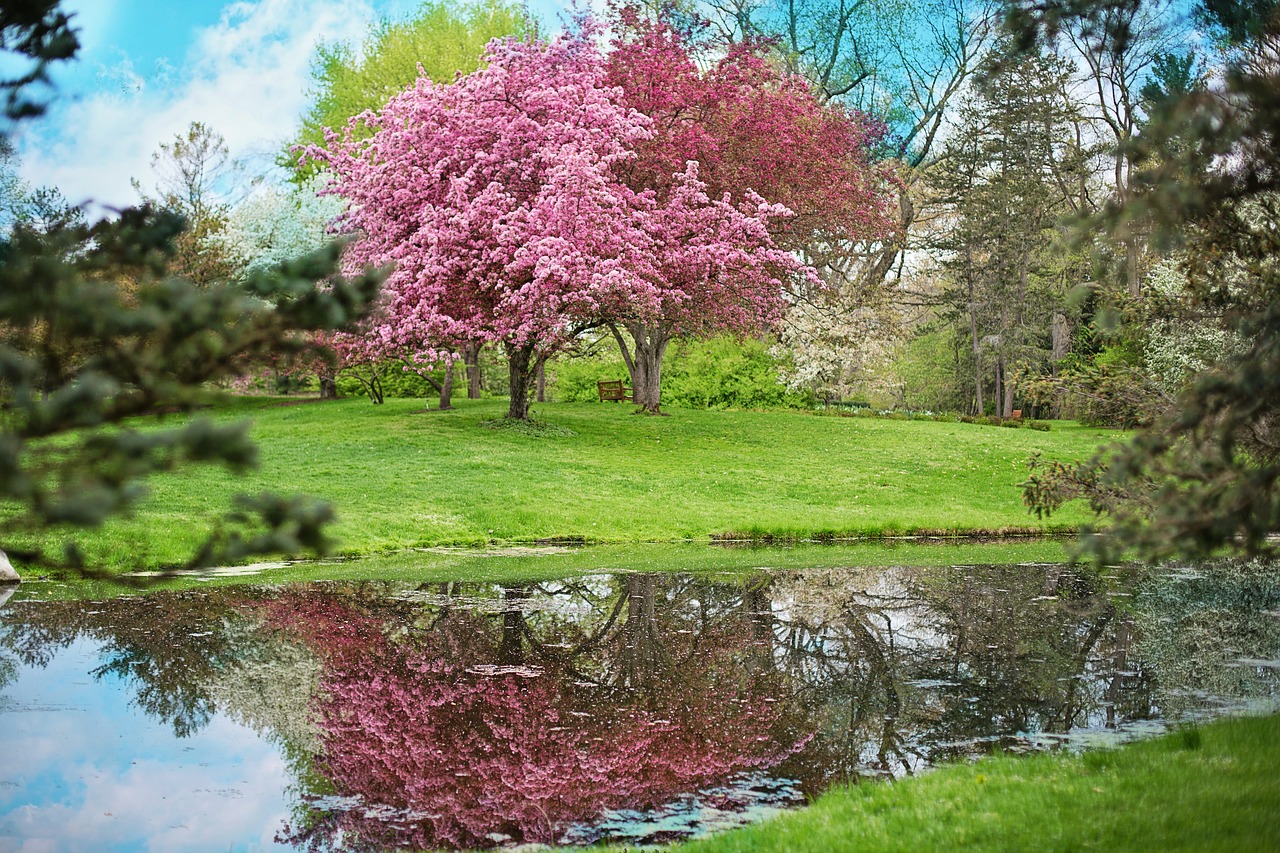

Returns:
220,176,344,279
2,143,85,242
132,121,241,286
219,177,355,399
1060,0,1194,298
932,46,1094,416
0,0,76,126
288,0,529,180
0,140,27,234
311,30,809,421
290,1,529,400
1017,0,1280,562
601,9,897,412
696,0,1005,403
0,1,385,581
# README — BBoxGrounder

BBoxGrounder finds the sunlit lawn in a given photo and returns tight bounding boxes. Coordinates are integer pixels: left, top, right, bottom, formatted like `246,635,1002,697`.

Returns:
670,712,1280,853
26,396,1118,571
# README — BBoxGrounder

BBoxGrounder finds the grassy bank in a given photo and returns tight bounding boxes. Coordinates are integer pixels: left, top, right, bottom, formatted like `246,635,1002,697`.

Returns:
20,397,1116,571
13,538,1085,600
671,712,1280,853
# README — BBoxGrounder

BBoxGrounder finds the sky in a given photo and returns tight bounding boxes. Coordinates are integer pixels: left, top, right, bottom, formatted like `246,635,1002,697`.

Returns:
11,0,570,215
0,637,294,852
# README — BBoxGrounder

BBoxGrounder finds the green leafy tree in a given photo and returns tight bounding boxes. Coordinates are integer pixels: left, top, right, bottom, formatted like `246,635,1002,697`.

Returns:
287,0,529,179
933,46,1094,417
0,1,384,581
1017,0,1280,562
704,0,1004,395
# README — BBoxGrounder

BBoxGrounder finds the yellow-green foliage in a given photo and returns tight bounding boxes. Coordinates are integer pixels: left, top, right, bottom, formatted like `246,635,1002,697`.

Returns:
290,0,528,174
550,335,811,409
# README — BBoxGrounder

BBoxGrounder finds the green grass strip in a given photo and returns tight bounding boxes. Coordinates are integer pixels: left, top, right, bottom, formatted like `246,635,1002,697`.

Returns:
672,713,1280,853
13,397,1116,572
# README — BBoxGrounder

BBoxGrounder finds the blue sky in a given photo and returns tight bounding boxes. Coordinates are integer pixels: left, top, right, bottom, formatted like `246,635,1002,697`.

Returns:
14,0,570,214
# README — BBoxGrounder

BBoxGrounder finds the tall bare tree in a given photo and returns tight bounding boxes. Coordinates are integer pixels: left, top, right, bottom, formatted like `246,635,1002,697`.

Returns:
132,121,241,286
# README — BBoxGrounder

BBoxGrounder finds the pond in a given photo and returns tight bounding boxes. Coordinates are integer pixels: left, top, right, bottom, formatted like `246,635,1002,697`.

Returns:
1,558,1278,851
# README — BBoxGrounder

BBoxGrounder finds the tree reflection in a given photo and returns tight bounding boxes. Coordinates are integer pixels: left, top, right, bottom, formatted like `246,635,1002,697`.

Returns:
1,591,255,736
0,562,1274,851
267,581,803,850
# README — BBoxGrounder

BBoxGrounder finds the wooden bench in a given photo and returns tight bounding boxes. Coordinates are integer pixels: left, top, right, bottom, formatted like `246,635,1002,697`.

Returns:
1011,409,1023,420
597,380,632,402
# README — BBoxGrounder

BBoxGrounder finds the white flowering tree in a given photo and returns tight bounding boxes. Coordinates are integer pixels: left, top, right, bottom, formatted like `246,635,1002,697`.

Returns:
1142,259,1245,396
774,285,902,403
221,176,344,279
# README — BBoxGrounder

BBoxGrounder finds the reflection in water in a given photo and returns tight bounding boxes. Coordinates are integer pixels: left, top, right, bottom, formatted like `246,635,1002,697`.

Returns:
1,563,1277,850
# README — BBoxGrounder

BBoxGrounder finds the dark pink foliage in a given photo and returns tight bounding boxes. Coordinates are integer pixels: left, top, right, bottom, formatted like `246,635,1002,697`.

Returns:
590,7,899,411
606,7,898,251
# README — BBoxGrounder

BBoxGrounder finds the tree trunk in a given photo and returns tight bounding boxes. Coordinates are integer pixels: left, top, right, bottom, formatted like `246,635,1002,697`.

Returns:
464,341,483,399
1126,238,1141,299
1050,310,1070,419
437,361,455,410
319,373,337,399
499,585,529,665
535,360,546,402
969,301,983,416
504,342,537,420
619,574,663,689
610,322,670,414
1003,364,1015,418
994,356,1005,417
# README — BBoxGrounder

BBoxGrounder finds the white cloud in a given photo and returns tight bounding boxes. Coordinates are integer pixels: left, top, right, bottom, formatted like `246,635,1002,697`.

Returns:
16,0,381,214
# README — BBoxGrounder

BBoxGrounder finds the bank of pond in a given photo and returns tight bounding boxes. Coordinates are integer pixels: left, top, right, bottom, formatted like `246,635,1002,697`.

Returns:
0,548,1276,850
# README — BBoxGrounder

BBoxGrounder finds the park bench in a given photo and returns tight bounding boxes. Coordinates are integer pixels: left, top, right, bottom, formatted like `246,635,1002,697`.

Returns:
1011,409,1023,420
597,380,632,402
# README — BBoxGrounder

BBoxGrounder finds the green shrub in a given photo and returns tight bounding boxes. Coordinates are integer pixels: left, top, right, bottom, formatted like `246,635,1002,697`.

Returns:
548,349,631,402
547,334,813,410
892,325,971,412
986,415,1004,426
336,361,436,400
663,336,812,409
1027,420,1052,431
1000,418,1023,428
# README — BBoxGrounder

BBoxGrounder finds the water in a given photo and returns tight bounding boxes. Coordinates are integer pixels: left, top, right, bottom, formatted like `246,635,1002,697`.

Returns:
1,561,1277,851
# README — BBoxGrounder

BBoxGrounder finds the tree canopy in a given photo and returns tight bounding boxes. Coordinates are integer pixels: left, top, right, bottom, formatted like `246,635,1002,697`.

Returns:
1017,0,1280,562
287,0,529,179
308,27,815,421
600,7,898,412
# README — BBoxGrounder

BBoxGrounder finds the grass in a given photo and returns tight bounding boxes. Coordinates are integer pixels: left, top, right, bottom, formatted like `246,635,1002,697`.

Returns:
664,712,1280,853
11,396,1121,571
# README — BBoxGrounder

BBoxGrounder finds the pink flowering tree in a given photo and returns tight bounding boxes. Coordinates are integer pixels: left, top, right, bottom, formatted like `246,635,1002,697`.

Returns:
601,8,899,412
308,26,832,420
306,35,654,420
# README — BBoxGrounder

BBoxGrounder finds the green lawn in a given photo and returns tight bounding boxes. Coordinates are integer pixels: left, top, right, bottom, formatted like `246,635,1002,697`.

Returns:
666,712,1280,853
22,396,1117,571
